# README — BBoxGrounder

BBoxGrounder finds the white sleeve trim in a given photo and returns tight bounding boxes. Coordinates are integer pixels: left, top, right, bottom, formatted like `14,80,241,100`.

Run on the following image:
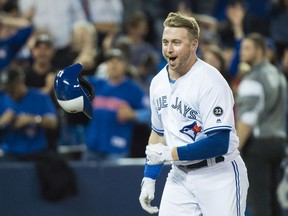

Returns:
238,79,264,125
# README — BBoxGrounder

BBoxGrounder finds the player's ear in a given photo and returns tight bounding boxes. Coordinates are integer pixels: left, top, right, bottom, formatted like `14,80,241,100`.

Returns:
192,38,198,44
191,39,198,52
54,63,95,119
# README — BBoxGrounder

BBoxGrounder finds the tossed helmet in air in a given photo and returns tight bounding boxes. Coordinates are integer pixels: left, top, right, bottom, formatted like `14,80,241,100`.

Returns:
54,63,95,119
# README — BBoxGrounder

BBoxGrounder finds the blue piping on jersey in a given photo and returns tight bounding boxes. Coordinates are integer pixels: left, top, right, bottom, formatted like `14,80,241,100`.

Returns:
204,126,232,133
232,160,241,216
177,130,230,161
152,125,164,136
169,76,176,84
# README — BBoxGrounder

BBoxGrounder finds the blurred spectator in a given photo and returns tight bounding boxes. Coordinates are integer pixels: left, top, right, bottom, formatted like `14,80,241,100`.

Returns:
114,10,160,92
0,0,19,16
88,0,123,34
24,33,56,94
270,0,288,61
0,65,57,160
243,0,272,36
236,33,287,216
23,33,60,152
161,0,224,18
279,48,288,134
39,20,98,77
217,0,246,48
18,0,88,69
83,48,150,161
202,45,232,85
266,37,278,65
0,66,78,201
196,14,220,58
86,0,123,57
121,0,164,50
0,91,14,143
217,0,246,79
71,21,98,75
277,47,288,213
0,12,33,71
282,48,288,80
277,157,288,216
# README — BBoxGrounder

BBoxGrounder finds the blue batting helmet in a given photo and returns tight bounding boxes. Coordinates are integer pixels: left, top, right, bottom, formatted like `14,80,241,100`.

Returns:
54,63,95,119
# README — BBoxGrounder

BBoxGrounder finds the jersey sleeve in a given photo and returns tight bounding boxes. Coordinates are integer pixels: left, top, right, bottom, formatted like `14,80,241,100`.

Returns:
150,85,164,136
199,84,235,134
236,79,264,126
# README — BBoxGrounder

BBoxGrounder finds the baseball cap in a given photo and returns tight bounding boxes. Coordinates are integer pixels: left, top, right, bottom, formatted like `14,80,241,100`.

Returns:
105,48,127,61
34,33,53,47
0,66,25,87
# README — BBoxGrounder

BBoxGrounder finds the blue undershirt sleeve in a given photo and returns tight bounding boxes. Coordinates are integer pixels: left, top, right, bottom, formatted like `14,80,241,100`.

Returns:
177,129,230,161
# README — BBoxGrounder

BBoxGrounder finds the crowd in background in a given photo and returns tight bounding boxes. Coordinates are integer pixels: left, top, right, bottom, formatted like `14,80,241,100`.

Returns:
0,0,288,214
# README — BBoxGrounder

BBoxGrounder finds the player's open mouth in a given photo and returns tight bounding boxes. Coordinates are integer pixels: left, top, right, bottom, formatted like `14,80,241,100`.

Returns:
169,57,177,63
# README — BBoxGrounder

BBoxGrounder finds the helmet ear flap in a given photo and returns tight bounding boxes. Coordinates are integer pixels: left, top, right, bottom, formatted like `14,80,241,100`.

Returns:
79,75,95,101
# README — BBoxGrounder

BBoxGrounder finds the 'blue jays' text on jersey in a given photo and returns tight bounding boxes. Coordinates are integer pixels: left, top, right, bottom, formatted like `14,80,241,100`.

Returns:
150,59,240,164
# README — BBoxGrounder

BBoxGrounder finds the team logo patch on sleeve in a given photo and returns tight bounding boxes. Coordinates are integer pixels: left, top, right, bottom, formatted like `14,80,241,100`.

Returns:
213,106,223,116
180,122,202,141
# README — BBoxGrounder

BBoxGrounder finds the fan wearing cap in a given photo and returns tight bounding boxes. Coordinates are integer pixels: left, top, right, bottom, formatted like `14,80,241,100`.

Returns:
23,33,61,152
25,33,56,94
0,66,57,159
84,48,150,161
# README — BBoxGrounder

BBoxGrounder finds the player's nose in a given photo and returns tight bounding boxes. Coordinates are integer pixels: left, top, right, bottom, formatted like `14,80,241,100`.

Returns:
165,42,174,53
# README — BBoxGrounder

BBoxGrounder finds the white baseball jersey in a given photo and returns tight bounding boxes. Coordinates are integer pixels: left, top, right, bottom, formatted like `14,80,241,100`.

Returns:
150,59,239,165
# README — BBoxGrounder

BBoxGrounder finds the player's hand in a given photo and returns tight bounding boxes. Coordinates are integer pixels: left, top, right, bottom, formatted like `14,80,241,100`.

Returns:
139,177,159,214
145,143,173,165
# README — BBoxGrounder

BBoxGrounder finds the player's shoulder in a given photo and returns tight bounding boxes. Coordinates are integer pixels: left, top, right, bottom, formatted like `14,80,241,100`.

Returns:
197,58,221,74
150,65,167,86
193,59,226,84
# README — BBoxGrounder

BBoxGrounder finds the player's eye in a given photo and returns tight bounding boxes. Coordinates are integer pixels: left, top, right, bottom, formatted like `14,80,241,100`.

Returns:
174,41,181,45
162,41,168,46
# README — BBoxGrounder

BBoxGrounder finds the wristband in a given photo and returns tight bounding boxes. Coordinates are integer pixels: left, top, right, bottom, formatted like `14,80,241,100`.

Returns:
144,162,163,180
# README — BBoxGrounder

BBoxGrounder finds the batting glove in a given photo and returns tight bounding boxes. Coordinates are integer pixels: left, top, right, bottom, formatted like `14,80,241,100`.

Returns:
145,143,173,165
139,177,159,214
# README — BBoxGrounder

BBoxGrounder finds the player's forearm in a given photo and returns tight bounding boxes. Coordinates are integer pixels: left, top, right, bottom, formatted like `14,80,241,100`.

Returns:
236,120,253,150
148,130,165,144
171,147,179,160
0,109,15,128
0,15,30,28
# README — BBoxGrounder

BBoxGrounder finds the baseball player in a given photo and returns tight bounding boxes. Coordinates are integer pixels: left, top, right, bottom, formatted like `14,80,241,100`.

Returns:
139,12,249,216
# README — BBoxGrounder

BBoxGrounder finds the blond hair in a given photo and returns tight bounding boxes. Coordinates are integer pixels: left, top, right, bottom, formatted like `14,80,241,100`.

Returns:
163,12,200,40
